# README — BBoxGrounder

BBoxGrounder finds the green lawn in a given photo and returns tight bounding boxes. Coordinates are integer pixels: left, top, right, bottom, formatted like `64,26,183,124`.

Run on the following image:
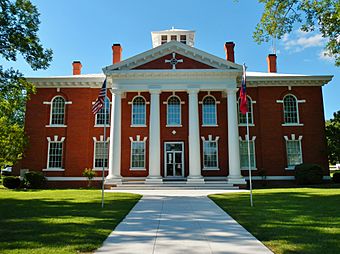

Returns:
210,188,340,254
0,186,141,254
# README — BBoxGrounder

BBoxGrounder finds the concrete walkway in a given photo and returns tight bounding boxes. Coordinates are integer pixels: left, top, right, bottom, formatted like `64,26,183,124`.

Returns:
95,190,273,254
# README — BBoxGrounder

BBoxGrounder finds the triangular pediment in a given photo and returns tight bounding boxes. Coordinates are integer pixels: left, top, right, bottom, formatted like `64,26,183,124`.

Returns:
103,41,242,73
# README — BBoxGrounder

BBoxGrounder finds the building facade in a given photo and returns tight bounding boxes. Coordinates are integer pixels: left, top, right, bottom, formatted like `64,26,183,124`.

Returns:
22,29,333,186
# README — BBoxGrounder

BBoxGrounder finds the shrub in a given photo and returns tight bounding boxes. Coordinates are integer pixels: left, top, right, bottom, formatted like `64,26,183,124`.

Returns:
82,168,96,187
3,176,21,189
24,171,46,189
333,172,340,183
295,163,324,185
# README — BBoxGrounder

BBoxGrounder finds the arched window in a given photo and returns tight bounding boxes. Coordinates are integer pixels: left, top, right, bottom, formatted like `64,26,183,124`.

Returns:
51,96,66,125
132,96,146,125
202,96,217,125
167,96,181,125
283,95,298,124
95,97,110,125
238,96,253,125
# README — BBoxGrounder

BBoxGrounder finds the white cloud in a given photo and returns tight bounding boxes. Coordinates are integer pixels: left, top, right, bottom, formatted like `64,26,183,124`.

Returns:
282,30,326,53
319,49,335,62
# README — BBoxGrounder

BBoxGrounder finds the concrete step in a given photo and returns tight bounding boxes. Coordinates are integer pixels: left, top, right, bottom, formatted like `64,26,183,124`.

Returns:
110,181,238,190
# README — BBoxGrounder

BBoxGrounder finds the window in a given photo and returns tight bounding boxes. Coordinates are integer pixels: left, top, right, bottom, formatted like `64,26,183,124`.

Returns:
202,96,217,125
203,140,218,168
167,96,181,126
238,97,253,125
161,35,167,44
132,96,146,125
94,141,109,168
131,141,145,169
95,97,110,126
48,142,63,168
51,96,65,125
239,140,256,169
171,35,177,41
283,95,299,124
180,35,187,44
286,140,302,168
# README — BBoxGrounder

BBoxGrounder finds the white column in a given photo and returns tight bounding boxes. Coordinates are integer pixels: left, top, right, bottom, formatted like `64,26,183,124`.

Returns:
146,89,162,183
187,89,204,183
106,89,122,184
227,89,246,184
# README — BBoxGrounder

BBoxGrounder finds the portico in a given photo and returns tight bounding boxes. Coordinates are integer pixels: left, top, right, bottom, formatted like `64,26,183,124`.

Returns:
104,74,246,185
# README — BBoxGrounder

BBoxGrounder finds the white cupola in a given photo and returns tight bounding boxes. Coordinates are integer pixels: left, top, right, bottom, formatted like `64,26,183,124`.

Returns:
151,27,195,48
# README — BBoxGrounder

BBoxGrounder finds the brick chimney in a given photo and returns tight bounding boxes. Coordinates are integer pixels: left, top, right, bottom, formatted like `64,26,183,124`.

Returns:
72,61,82,75
224,42,235,63
112,44,122,64
267,54,277,73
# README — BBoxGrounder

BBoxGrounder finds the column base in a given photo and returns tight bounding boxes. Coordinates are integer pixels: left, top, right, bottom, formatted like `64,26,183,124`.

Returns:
227,176,247,185
105,176,122,185
186,177,205,184
145,177,163,184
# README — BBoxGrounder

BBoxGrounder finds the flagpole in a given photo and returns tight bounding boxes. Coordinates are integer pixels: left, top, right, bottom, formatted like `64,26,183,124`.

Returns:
101,83,108,209
246,111,253,207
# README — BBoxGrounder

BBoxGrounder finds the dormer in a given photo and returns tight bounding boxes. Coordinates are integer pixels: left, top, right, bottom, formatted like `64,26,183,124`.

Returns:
151,27,195,48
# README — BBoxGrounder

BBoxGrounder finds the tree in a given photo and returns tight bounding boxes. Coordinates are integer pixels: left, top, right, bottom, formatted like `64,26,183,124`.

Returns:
0,0,52,168
253,0,340,66
325,111,340,165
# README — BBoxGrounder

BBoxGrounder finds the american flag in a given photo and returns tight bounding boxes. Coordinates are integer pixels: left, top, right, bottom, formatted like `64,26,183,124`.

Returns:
239,64,248,115
92,79,107,114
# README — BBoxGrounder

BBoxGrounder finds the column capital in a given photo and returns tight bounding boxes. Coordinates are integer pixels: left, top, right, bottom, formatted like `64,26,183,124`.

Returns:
187,88,200,94
149,89,161,95
111,89,124,95
226,88,239,95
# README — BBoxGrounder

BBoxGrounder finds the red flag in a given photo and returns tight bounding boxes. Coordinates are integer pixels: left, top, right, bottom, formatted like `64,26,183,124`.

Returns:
239,64,248,115
92,79,107,114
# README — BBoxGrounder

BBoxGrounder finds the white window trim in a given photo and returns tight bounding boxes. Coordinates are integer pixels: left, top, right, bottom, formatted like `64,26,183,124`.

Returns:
94,97,111,127
201,135,220,170
165,95,183,127
239,135,257,170
46,135,65,171
238,96,256,126
129,95,148,127
277,94,305,126
129,135,147,170
44,95,72,127
284,134,303,170
93,135,110,170
200,94,219,127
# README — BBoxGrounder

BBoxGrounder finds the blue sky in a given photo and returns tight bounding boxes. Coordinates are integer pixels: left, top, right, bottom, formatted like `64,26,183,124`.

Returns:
4,0,339,119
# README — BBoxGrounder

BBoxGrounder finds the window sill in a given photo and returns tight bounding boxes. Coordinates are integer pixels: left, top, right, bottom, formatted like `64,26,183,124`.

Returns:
282,123,304,127
129,168,146,171
202,125,218,127
239,124,255,127
43,168,65,172
166,124,182,127
94,125,110,127
93,168,109,171
45,125,67,128
130,124,147,128
202,167,220,171
285,167,296,170
241,167,257,170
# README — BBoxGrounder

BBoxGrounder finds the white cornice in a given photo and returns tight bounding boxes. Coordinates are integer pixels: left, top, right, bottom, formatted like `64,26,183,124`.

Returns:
103,40,242,73
27,76,105,88
247,75,333,87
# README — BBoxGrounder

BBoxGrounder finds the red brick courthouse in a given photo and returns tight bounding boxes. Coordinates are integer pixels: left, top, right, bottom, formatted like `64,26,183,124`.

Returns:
22,28,333,186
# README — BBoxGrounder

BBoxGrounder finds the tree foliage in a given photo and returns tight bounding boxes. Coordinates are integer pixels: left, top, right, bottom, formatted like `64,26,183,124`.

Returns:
254,0,340,66
325,110,340,165
0,0,52,167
